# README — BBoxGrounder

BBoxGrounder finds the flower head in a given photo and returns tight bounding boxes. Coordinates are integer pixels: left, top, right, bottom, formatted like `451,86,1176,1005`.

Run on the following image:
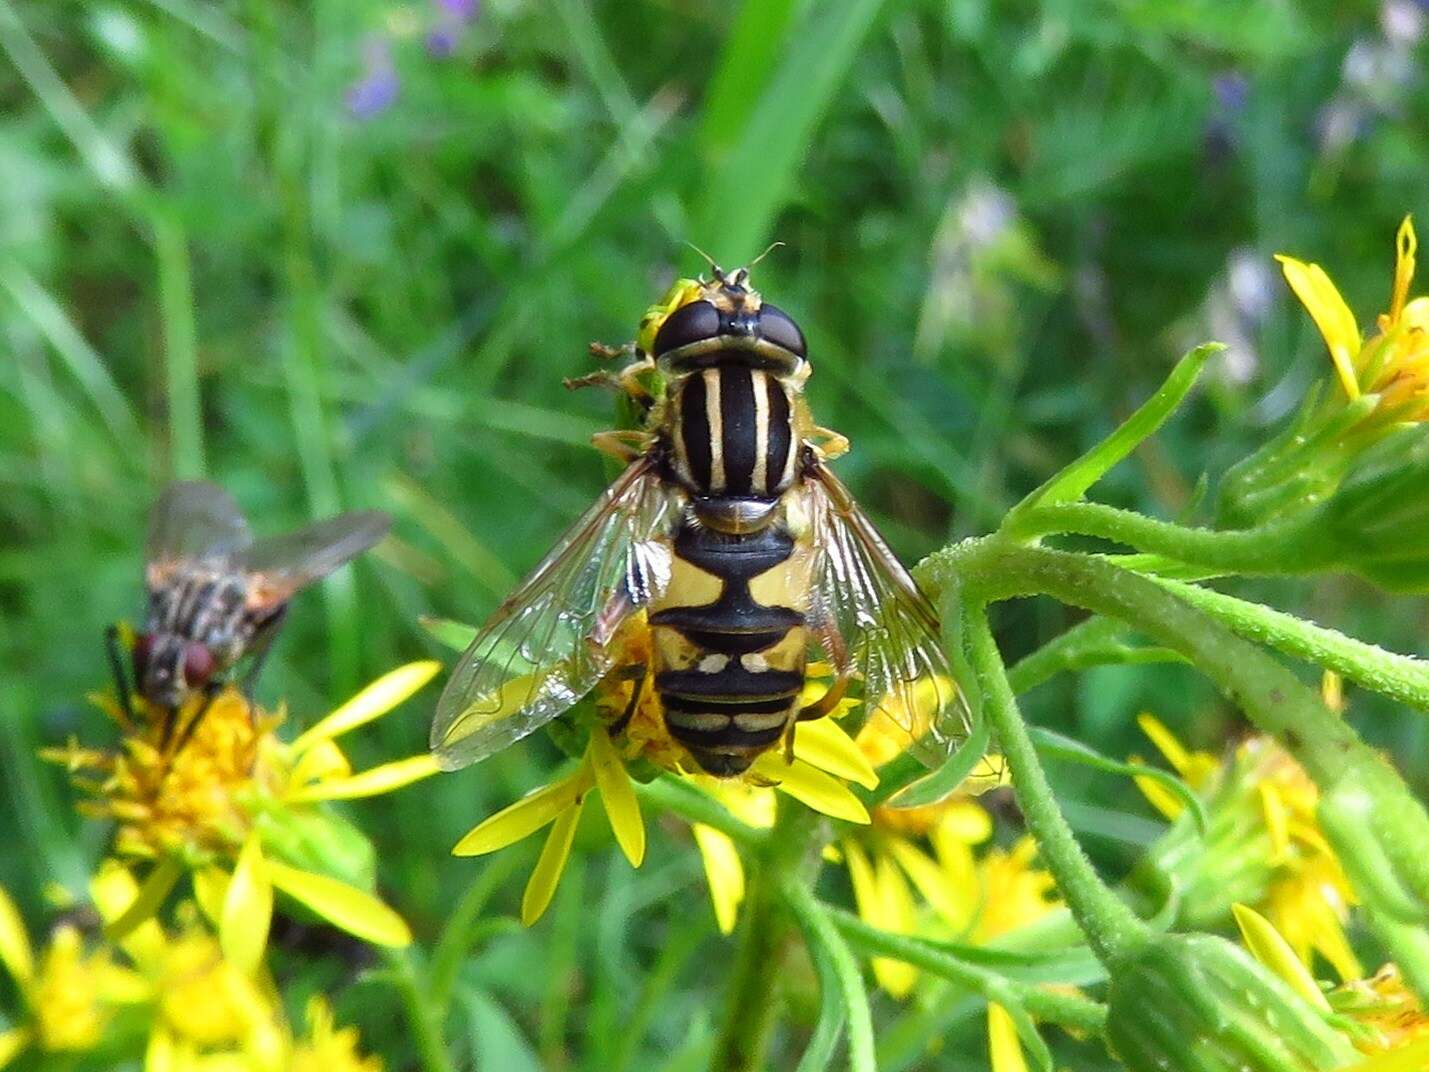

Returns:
47,661,442,955
1135,715,1360,981
450,625,887,927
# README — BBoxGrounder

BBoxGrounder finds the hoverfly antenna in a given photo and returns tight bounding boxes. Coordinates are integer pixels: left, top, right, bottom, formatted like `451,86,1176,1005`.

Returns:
683,240,723,281
746,240,785,271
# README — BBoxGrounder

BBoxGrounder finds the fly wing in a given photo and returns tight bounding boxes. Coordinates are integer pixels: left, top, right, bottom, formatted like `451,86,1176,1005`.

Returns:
431,458,677,770
242,510,391,611
146,481,252,588
803,462,972,768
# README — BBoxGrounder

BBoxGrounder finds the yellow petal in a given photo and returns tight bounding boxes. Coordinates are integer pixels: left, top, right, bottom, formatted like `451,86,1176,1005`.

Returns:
1390,215,1417,324
287,754,442,803
1276,253,1362,399
1320,670,1345,715
291,660,442,754
1231,903,1329,1011
288,738,352,788
0,1027,32,1068
1259,783,1291,864
103,857,182,943
751,753,870,824
1342,1037,1429,1072
987,1003,1030,1072
145,1024,176,1072
1132,763,1186,820
843,840,915,997
452,763,592,856
886,838,965,927
521,797,584,926
191,867,229,926
265,861,412,948
940,800,994,844
589,727,645,867
221,835,272,976
692,824,745,935
793,719,879,789
88,861,165,968
1135,713,1191,775
0,885,33,988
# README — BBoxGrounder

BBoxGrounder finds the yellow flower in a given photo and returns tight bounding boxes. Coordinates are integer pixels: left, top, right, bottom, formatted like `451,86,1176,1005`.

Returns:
0,883,148,1063
1136,716,1360,981
47,662,441,955
1234,903,1429,1069
451,633,883,927
1278,216,1429,420
291,996,383,1072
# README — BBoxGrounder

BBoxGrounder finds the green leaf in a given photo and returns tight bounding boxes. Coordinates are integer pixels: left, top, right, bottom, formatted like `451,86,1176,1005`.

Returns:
883,717,992,809
781,879,875,1072
693,0,891,260
1004,342,1221,531
420,615,479,652
1029,726,1208,836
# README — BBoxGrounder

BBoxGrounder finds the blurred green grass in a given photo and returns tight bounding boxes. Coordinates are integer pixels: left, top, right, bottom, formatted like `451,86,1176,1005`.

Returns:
2,0,1428,1067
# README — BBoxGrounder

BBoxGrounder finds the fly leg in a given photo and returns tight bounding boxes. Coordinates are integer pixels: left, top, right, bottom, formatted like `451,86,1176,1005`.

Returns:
591,429,656,465
104,624,138,727
606,663,648,739
807,425,850,461
798,676,849,721
166,682,222,764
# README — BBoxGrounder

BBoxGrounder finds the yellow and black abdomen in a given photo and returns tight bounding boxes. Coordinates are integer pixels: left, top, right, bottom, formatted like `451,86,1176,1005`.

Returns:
648,518,810,776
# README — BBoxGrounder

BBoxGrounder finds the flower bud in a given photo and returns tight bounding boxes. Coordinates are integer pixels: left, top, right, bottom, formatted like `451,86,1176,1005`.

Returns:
1315,423,1429,592
1105,933,1356,1072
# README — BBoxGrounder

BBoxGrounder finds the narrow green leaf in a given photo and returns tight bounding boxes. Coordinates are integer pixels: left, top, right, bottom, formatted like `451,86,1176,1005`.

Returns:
781,879,874,1072
1029,726,1208,836
693,0,891,260
884,717,992,809
1005,342,1222,529
699,0,800,157
420,615,479,652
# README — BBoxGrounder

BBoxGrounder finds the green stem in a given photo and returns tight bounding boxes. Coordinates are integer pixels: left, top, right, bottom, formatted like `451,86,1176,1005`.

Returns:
1009,501,1327,575
964,602,1151,966
707,803,820,1072
152,212,204,479
1005,615,1185,695
1149,576,1429,713
827,907,1109,1035
781,878,875,1072
428,849,527,1016
383,948,453,1072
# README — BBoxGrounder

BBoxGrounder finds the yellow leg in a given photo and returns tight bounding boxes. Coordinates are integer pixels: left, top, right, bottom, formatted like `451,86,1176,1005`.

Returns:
566,354,656,404
809,425,850,461
591,429,655,463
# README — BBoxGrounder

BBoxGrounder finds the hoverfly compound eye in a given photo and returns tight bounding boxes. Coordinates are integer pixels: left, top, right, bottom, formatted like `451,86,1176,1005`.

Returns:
756,304,807,358
182,643,215,687
653,300,720,357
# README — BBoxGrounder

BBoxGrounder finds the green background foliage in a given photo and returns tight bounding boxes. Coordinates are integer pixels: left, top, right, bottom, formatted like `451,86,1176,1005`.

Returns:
2,0,1427,1066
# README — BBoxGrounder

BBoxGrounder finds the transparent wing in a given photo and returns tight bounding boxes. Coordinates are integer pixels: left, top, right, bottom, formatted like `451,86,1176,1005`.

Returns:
146,481,252,585
242,510,391,611
803,462,972,768
431,459,677,770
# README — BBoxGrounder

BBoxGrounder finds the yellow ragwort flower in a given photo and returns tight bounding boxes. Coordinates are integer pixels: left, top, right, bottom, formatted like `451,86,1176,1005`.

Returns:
452,634,884,927
1278,216,1429,420
1235,902,1429,1070
46,662,442,955
1137,715,1360,981
291,996,384,1072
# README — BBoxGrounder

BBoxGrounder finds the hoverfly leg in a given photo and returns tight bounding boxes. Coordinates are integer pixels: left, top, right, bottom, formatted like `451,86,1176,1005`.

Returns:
808,426,850,461
591,430,655,465
607,664,647,739
797,676,849,722
588,340,637,361
104,624,138,728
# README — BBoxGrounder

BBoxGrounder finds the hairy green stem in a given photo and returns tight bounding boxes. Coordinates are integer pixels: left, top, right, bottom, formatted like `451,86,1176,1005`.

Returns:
827,907,1109,1034
1009,501,1327,575
1005,614,1185,695
782,877,875,1072
920,539,1429,956
1148,576,1429,713
965,602,1152,966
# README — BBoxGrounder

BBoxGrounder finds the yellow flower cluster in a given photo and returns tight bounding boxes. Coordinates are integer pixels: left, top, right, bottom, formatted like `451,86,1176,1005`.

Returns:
0,872,381,1072
1136,713,1360,981
45,663,444,961
1279,216,1429,423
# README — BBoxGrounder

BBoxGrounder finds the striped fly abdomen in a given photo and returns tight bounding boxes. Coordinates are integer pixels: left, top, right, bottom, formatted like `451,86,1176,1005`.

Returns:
648,518,812,776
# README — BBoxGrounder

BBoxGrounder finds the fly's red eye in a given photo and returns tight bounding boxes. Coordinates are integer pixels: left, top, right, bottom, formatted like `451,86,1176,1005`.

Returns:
182,644,215,686
132,633,154,677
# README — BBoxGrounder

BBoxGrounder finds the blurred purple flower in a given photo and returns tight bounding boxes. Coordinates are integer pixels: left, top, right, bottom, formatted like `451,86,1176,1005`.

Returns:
426,0,480,57
1213,72,1249,114
346,38,398,118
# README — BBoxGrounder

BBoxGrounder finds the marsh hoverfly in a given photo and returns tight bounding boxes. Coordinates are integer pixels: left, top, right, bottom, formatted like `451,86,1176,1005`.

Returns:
109,481,390,738
432,263,970,776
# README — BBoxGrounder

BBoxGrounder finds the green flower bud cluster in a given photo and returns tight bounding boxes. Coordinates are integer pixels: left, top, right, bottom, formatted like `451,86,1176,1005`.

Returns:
1105,933,1357,1072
